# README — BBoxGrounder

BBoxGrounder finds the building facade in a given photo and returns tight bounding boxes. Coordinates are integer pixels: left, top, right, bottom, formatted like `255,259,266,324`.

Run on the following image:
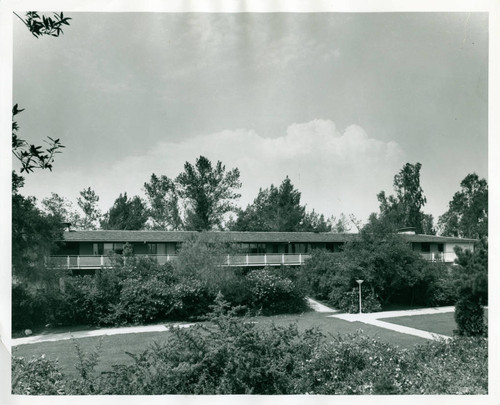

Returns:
49,230,476,271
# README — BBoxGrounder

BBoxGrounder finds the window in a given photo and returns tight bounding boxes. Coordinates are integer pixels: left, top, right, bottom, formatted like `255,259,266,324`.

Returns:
421,243,430,253
147,243,157,254
438,243,444,252
93,242,127,255
93,243,103,255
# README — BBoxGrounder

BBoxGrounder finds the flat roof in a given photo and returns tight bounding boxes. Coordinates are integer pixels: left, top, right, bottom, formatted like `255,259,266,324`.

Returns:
61,230,476,244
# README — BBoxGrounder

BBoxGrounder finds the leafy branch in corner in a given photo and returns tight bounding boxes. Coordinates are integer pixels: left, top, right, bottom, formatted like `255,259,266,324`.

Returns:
12,104,65,173
14,11,71,38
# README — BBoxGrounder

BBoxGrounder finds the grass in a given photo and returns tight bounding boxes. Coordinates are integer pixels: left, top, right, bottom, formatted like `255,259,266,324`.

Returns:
384,312,457,336
12,310,433,380
384,308,488,337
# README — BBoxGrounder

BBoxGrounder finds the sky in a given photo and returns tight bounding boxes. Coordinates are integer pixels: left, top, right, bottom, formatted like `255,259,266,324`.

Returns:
11,12,488,227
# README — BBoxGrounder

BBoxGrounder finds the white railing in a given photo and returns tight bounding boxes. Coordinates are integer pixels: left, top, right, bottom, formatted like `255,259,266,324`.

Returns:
48,251,455,270
47,253,312,269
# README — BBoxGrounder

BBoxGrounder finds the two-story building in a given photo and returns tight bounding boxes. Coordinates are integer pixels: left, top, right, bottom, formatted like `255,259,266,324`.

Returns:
49,229,476,271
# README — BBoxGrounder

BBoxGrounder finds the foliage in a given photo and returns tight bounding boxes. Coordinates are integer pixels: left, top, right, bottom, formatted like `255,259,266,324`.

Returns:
12,355,66,395
232,177,308,232
300,210,333,232
41,192,81,226
334,289,382,313
77,187,102,230
12,189,64,281
376,162,432,234
100,192,148,230
453,238,487,336
12,281,67,331
438,173,488,239
299,228,448,309
143,173,182,230
246,269,307,315
454,292,486,337
13,299,487,395
12,104,66,174
15,11,71,38
175,156,242,230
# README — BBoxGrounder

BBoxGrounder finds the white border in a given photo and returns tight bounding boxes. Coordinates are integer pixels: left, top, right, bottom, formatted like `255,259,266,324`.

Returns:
1,1,498,405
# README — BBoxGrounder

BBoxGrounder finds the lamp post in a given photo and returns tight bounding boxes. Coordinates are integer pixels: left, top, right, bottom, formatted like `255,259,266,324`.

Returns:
356,279,364,314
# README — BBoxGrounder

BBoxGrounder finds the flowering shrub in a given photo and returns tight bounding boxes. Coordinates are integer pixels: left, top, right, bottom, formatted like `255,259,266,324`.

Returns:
12,355,66,395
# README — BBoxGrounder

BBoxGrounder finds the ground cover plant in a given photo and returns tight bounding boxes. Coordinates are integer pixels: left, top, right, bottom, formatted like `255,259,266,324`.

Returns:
12,295,487,395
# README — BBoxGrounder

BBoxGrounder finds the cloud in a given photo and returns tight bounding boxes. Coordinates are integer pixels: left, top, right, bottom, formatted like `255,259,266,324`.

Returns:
20,119,405,222
106,119,405,219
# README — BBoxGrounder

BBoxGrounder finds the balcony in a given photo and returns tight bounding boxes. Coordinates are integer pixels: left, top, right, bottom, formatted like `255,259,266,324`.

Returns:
48,251,456,271
47,253,313,270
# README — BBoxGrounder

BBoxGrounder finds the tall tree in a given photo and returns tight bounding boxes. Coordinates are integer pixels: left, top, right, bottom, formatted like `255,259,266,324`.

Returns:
300,210,332,233
77,187,102,230
438,173,488,240
376,162,430,234
144,174,182,230
101,193,148,230
232,177,307,232
176,156,241,230
41,192,81,226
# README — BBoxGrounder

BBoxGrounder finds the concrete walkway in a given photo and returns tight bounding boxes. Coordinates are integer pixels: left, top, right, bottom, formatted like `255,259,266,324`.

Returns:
11,323,195,347
11,300,458,346
306,297,339,313
330,306,455,341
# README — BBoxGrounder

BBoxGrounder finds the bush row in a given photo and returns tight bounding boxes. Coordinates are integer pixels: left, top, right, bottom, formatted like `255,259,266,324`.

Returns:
12,256,307,331
297,247,459,313
12,296,488,395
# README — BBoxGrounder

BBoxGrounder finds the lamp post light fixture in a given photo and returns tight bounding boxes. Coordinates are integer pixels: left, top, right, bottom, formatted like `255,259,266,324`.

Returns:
356,279,364,314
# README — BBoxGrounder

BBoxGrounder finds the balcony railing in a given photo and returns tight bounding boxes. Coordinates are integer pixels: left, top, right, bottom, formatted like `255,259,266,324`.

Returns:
47,253,313,270
48,251,456,271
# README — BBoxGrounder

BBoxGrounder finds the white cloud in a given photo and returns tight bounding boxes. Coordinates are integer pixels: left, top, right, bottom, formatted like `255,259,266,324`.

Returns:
20,119,405,222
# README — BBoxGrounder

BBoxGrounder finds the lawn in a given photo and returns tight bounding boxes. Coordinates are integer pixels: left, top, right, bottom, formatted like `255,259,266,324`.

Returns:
383,312,457,336
12,310,432,380
383,308,488,337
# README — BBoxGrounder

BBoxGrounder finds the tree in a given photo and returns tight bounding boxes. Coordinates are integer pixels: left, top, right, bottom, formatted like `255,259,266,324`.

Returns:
176,156,241,230
376,162,431,234
101,193,148,230
438,173,488,240
41,192,81,226
300,210,332,232
143,174,182,230
232,177,306,232
77,187,102,230
12,183,64,281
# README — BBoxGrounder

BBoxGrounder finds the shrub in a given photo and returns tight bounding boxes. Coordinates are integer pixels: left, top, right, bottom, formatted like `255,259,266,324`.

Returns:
106,277,179,325
246,269,307,315
454,289,487,337
12,355,66,395
333,289,382,313
12,282,66,332
12,296,488,395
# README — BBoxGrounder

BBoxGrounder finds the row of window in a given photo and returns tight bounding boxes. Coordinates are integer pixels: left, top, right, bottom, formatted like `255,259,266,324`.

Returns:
91,242,444,255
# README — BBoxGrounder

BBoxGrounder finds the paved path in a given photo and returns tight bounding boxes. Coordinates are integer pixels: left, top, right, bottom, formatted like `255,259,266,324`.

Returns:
306,297,339,313
11,300,457,346
11,323,195,347
330,306,455,341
